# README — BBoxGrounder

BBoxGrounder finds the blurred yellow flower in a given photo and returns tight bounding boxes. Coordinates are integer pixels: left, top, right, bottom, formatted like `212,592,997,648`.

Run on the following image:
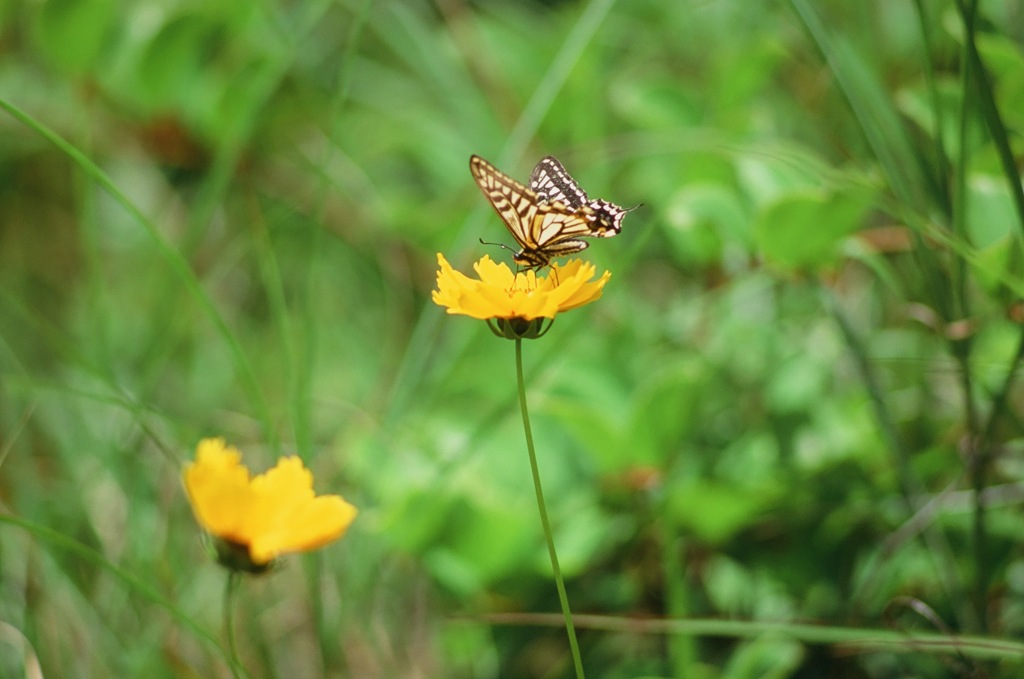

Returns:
184,438,357,570
432,253,611,322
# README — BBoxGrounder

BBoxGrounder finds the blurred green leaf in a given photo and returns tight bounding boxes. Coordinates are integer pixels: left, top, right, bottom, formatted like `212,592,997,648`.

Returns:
8,0,1024,675
664,183,750,263
722,636,805,679
968,174,1016,248
754,187,870,270
136,14,222,108
667,481,770,544
33,0,116,74
966,174,1022,292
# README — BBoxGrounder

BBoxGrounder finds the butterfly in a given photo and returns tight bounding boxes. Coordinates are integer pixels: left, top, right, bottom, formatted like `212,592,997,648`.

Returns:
469,154,631,269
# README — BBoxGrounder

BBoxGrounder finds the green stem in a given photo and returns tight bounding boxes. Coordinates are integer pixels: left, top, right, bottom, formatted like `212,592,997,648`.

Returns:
962,350,988,632
662,530,694,676
514,337,586,679
473,611,1024,661
224,572,245,679
955,0,1024,238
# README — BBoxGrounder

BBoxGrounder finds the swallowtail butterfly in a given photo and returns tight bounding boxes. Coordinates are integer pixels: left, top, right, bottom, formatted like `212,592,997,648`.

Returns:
469,154,631,268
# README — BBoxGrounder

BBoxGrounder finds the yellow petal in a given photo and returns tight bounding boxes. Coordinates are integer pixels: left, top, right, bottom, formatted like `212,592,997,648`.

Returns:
245,457,357,563
250,494,358,563
183,438,253,539
556,267,611,312
432,253,610,321
474,255,516,288
183,441,357,566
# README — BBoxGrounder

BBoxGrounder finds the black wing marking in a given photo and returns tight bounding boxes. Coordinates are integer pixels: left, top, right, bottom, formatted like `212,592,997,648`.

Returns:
470,155,593,267
529,156,590,209
470,154,630,268
529,155,630,236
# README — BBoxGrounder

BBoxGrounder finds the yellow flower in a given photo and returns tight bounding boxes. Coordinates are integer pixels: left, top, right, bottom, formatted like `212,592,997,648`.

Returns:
184,438,357,571
432,254,610,336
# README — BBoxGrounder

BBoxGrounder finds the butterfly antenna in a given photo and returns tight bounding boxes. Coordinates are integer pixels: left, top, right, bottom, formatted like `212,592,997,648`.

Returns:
478,238,517,254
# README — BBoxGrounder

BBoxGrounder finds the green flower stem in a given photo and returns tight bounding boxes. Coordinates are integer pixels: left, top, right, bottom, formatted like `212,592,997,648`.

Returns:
224,572,245,679
474,611,1024,661
515,337,586,679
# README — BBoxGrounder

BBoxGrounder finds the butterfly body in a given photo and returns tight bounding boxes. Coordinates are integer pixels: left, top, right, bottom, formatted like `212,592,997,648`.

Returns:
470,154,630,269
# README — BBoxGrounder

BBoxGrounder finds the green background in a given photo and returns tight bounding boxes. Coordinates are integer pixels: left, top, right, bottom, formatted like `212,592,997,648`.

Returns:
3,0,1024,677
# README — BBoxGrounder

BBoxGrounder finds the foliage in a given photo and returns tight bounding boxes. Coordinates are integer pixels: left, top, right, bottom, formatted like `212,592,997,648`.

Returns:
3,0,1024,677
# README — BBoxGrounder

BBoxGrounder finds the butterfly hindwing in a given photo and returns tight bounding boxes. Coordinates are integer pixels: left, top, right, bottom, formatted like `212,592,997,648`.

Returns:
529,156,629,236
584,197,629,236
529,156,590,209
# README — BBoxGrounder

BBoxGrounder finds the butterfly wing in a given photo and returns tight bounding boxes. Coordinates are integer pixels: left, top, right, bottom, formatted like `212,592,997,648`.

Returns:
471,154,630,268
584,198,631,236
471,155,595,267
530,155,628,236
529,156,590,209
